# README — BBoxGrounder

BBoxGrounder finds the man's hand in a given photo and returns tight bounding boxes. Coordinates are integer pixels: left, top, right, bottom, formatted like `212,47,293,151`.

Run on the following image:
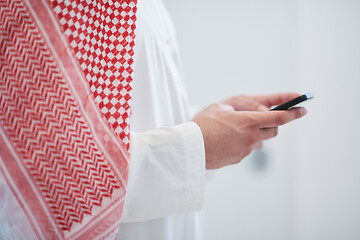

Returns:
192,93,307,169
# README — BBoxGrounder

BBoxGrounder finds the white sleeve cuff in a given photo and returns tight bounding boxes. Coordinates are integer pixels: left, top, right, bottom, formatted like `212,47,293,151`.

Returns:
120,121,205,223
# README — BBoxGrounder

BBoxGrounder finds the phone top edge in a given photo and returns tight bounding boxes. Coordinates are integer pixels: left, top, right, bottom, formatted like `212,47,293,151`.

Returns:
304,92,314,99
269,92,313,111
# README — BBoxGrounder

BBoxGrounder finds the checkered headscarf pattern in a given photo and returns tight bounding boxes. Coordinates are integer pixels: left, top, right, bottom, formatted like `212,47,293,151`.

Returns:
51,0,138,150
1,0,135,237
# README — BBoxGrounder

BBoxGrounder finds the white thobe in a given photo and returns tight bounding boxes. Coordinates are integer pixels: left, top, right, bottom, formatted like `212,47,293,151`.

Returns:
0,0,206,239
117,0,206,239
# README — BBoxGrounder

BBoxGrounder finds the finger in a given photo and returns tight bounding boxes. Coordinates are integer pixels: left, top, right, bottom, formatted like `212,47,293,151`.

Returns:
259,127,278,140
222,96,268,111
250,92,301,108
254,107,307,128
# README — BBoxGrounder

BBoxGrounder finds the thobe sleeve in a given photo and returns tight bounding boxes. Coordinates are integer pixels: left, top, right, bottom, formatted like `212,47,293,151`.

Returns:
120,121,205,223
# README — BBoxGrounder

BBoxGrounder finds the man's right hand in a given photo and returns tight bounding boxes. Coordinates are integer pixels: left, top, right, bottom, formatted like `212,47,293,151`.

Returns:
192,93,307,169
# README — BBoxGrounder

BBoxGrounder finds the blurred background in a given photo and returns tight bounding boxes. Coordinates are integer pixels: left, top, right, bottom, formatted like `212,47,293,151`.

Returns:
165,0,360,239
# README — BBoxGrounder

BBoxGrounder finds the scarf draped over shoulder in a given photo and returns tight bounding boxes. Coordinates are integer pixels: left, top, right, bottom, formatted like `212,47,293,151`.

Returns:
0,0,137,239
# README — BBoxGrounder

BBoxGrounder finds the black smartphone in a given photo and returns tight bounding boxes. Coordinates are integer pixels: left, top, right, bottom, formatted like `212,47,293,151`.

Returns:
270,93,314,111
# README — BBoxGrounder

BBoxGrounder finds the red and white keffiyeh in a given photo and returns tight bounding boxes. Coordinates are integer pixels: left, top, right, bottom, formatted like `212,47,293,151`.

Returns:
0,0,137,239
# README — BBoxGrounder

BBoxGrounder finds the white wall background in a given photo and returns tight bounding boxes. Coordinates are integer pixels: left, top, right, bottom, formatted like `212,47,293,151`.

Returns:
165,0,360,239
294,1,360,239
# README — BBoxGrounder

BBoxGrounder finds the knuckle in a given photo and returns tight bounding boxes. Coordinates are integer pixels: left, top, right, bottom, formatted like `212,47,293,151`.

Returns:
276,117,286,126
244,148,252,157
248,134,258,144
254,103,263,111
244,112,258,127
253,141,263,150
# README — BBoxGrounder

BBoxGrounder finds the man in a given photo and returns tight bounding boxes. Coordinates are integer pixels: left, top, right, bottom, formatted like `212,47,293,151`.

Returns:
116,0,306,239
0,0,306,239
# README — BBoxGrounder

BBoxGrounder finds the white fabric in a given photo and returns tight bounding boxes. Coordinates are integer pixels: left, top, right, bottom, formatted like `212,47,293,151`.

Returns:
0,0,206,239
117,0,206,239
0,170,38,240
121,123,205,223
